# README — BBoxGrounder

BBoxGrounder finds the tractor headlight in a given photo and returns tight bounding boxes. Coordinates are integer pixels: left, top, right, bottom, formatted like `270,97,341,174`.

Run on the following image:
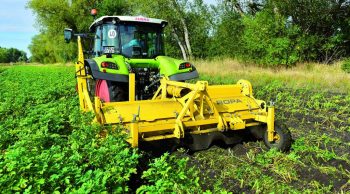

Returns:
101,62,119,70
179,62,192,70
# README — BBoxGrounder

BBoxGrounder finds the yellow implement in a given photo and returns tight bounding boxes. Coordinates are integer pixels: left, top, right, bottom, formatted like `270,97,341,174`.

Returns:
75,37,291,151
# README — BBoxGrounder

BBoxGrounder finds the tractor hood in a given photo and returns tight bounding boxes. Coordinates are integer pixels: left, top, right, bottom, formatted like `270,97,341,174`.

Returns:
87,55,198,82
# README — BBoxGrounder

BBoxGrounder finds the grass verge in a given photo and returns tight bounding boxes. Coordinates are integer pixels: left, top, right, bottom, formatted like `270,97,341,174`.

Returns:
194,59,350,93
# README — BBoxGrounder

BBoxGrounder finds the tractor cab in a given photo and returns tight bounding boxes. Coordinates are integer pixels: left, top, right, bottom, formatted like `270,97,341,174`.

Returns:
89,16,168,59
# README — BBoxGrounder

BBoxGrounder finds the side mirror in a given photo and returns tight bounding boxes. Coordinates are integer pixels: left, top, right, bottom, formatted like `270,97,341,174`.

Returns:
64,28,73,43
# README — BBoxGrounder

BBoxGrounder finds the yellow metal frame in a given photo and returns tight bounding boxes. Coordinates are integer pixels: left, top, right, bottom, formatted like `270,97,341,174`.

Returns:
75,36,276,147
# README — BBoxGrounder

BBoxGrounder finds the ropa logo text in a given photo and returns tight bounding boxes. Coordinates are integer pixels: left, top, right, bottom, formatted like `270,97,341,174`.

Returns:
216,99,242,105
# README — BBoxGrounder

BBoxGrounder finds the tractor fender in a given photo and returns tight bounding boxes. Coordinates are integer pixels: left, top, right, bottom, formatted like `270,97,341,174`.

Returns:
84,59,129,82
155,56,199,81
168,69,199,81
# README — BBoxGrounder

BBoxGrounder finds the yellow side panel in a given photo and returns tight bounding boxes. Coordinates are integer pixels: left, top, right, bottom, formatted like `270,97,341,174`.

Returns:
212,96,260,113
206,85,260,112
207,85,242,98
102,99,183,124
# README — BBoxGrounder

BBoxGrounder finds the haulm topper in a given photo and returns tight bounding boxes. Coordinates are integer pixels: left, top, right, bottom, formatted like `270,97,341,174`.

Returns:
65,14,291,151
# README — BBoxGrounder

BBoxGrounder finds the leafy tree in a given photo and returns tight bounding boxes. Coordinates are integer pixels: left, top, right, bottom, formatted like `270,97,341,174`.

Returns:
187,0,213,58
95,0,132,16
28,0,350,65
27,0,131,63
209,0,350,65
133,0,211,60
28,33,76,63
0,47,28,63
240,9,300,66
207,1,244,58
272,0,350,63
0,47,7,62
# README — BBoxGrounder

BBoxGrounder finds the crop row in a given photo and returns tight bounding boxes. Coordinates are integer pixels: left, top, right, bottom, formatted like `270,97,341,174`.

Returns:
0,66,207,193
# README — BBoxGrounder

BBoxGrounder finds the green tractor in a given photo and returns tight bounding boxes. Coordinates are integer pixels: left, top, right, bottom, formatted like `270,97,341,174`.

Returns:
64,15,198,102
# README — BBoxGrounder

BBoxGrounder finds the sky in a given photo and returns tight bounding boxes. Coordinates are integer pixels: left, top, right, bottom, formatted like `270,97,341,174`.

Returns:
0,0,38,57
0,0,216,57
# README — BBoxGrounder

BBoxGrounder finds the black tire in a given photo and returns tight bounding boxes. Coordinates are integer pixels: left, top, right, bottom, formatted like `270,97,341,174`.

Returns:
263,122,292,152
85,65,96,100
85,65,127,102
107,81,128,102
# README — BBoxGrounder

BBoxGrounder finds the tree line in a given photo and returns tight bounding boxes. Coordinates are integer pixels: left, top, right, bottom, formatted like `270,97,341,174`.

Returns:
28,0,350,67
0,47,28,63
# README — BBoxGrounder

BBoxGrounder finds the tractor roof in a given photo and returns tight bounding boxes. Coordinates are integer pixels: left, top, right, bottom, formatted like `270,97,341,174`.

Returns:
89,16,168,31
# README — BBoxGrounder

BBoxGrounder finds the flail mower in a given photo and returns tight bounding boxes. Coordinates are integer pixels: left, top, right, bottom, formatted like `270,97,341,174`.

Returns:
64,13,291,151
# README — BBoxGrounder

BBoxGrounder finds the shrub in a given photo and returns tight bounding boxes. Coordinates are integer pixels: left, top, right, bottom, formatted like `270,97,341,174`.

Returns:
341,59,350,73
137,153,202,193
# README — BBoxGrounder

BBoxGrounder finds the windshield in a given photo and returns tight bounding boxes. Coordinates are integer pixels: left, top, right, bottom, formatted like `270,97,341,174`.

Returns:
119,24,164,58
94,23,164,58
94,24,120,56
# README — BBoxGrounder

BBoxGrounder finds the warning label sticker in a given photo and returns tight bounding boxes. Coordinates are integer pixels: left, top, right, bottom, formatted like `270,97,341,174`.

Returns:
108,29,117,39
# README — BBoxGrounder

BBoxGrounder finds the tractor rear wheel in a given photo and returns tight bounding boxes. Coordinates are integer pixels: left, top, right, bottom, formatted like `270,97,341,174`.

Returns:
263,122,292,152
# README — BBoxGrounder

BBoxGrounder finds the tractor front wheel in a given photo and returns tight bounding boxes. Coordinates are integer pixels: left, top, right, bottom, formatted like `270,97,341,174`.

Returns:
85,65,96,101
95,80,128,102
263,123,292,152
84,65,127,102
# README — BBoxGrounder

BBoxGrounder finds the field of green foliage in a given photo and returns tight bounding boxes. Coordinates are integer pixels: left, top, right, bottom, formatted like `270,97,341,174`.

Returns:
0,64,349,193
0,66,202,193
